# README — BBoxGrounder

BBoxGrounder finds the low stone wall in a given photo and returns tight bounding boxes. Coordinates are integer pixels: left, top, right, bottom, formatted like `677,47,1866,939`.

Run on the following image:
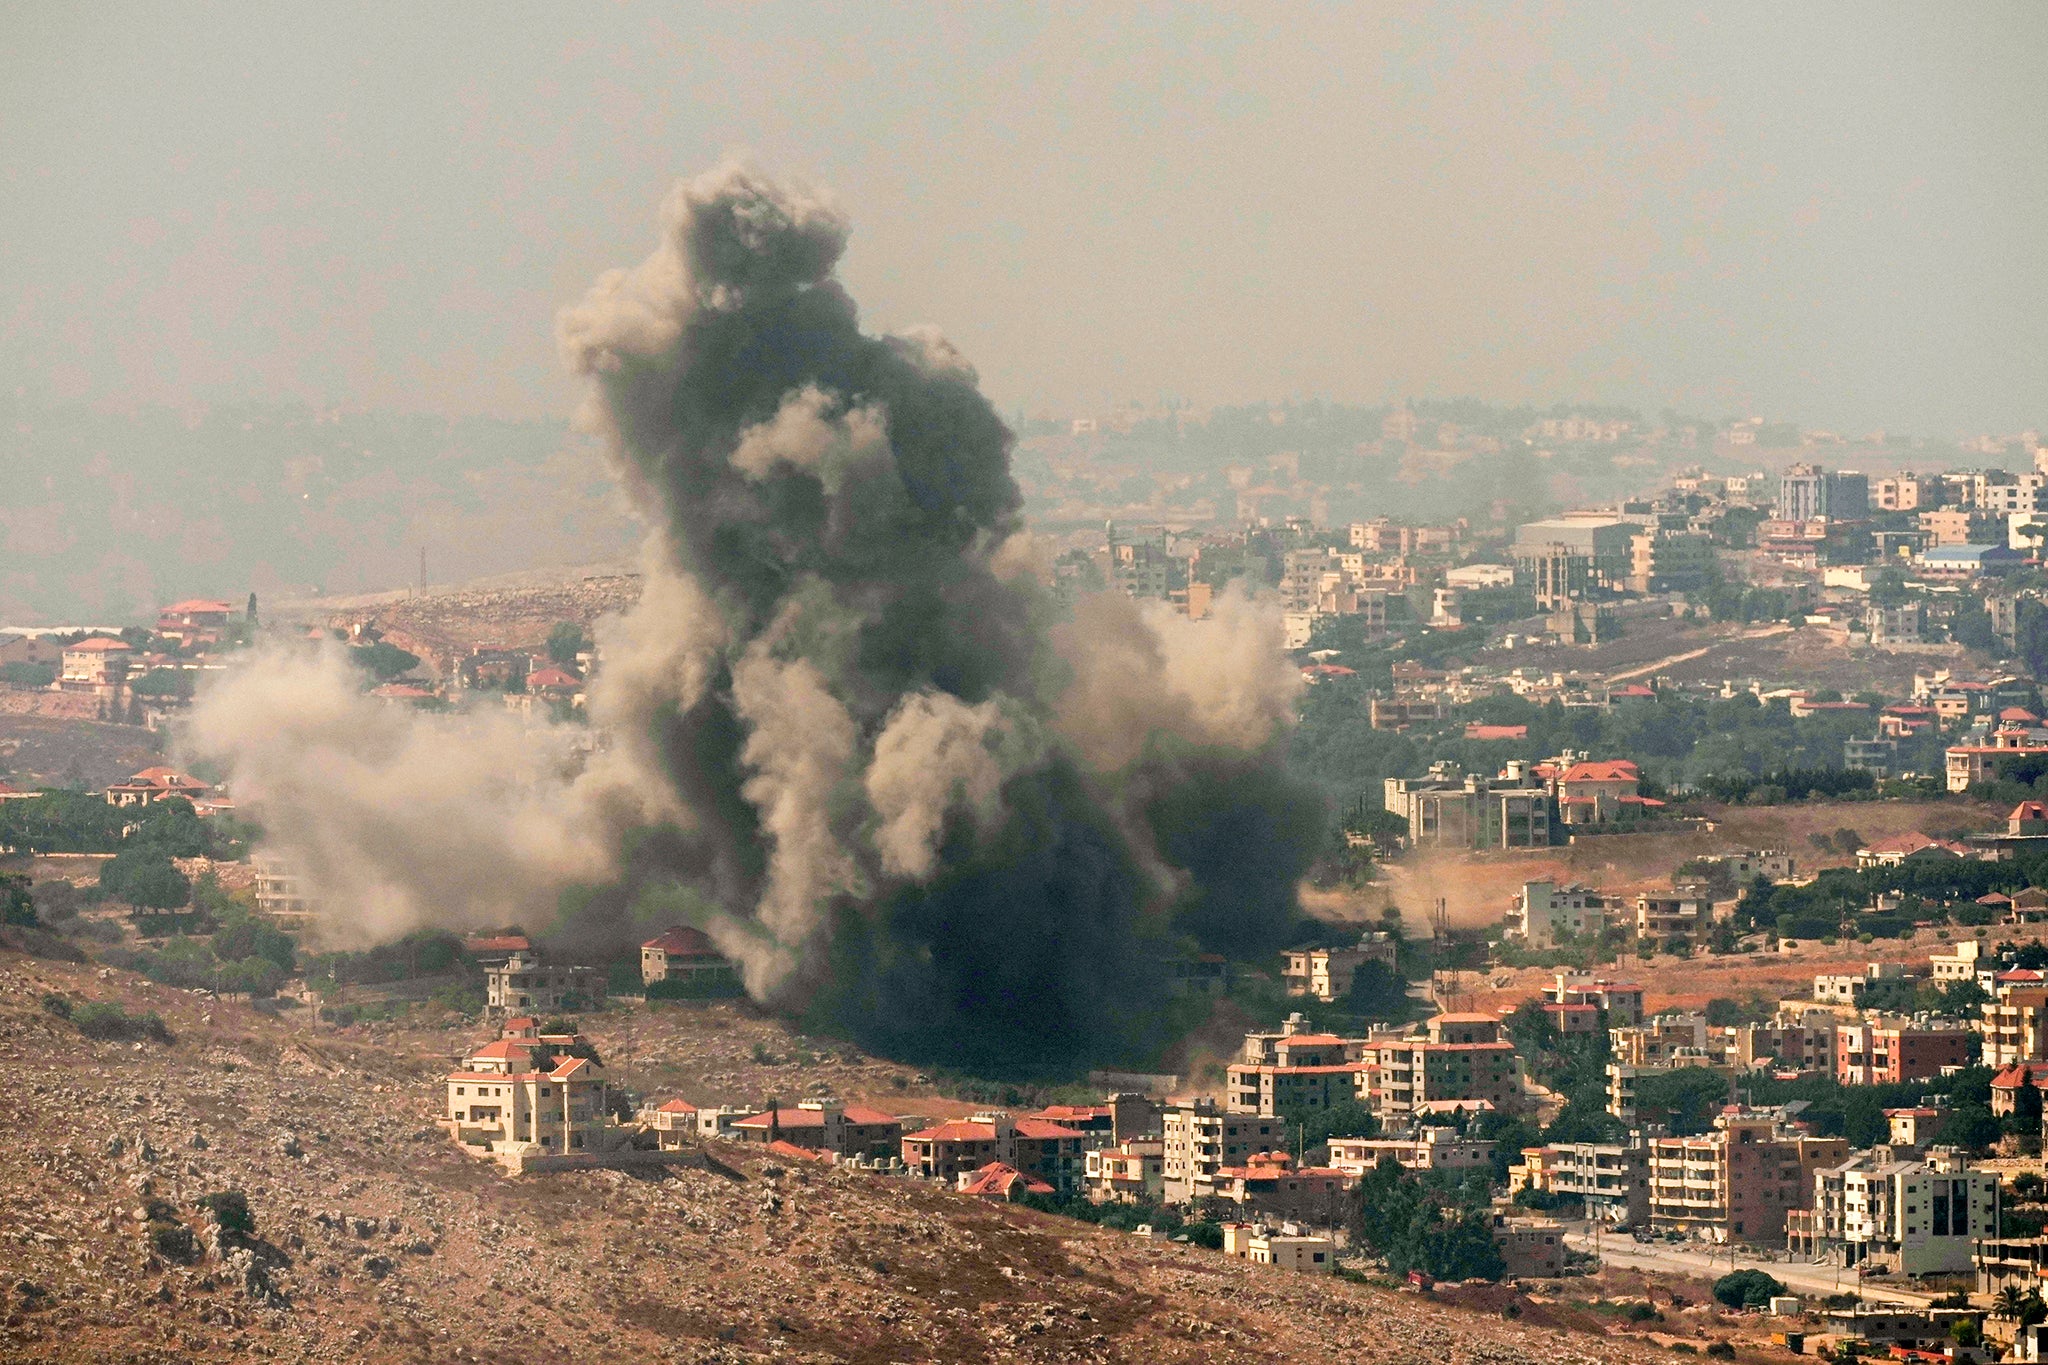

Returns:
499,1146,708,1177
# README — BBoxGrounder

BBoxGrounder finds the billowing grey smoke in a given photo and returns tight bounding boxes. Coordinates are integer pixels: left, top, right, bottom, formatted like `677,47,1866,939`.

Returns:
197,163,1326,1075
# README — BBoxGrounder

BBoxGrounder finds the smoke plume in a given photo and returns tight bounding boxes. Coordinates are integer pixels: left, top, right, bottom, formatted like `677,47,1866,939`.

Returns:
188,162,1326,1074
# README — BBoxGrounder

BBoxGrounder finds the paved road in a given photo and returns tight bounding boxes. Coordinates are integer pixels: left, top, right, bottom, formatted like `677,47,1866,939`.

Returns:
1565,1230,1933,1307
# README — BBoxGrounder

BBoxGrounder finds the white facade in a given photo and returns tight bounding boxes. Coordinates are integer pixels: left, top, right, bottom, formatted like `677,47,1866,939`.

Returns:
1508,880,1610,948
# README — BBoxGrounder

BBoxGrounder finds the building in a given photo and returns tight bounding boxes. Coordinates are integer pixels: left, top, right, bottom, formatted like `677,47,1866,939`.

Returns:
1777,465,1870,522
154,599,235,645
1554,759,1655,828
483,952,607,1017
1194,1151,1350,1223
646,1098,698,1149
442,1025,623,1165
1919,544,2026,579
638,925,740,994
1645,1111,1850,1244
1814,963,1908,1005
1511,517,1635,608
1734,1008,1840,1076
250,854,315,927
901,1114,1090,1193
1507,1140,1649,1225
1635,884,1713,944
1547,973,1646,1025
1628,530,1717,594
1982,984,2048,1068
1280,934,1399,1002
1793,1148,1998,1275
1161,1100,1289,1204
1366,1017,1521,1120
104,767,212,808
1383,762,1555,850
1083,1137,1166,1205
730,1101,903,1159
1225,1015,1369,1117
1507,880,1612,948
1220,1221,1335,1273
1493,1216,1566,1278
1328,1127,1494,1176
58,637,132,692
1835,1020,1973,1086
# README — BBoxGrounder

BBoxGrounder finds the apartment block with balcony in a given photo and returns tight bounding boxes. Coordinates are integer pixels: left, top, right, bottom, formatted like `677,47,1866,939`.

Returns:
1646,1113,1849,1245
1508,1139,1649,1225
1161,1100,1289,1204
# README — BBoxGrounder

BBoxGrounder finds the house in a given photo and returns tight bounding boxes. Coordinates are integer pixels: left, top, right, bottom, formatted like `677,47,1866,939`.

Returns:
901,1114,1091,1193
1507,880,1612,948
639,925,740,994
1989,1062,2048,1116
442,1027,625,1167
1365,1026,1521,1120
1857,833,1973,868
58,637,132,691
462,933,533,965
1280,934,1399,1002
1493,1216,1566,1278
1885,1108,1945,1146
1547,973,1646,1025
524,667,582,701
1082,1137,1166,1205
957,1162,1053,1201
104,767,213,808
251,854,315,927
731,1101,903,1159
1982,984,2048,1068
1798,1148,1997,1275
1327,1127,1494,1176
1194,1151,1350,1223
1635,884,1713,944
1814,963,1908,1006
154,599,235,646
1220,1221,1335,1273
1555,759,1659,827
483,952,607,1017
647,1098,698,1150
1225,1014,1370,1118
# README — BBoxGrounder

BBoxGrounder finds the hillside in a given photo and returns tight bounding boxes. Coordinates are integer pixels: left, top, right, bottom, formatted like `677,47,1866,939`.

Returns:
0,940,1716,1365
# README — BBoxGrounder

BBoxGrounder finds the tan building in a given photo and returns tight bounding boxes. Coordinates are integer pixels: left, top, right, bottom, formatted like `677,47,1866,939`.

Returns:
1280,934,1398,1002
1983,984,2048,1068
1366,1015,1521,1119
484,952,607,1017
638,925,740,993
901,1114,1090,1193
1220,1221,1335,1273
58,637,132,692
1645,1112,1849,1244
730,1101,903,1159
1507,1140,1648,1225
1635,885,1713,943
1083,1137,1165,1205
1328,1127,1493,1176
1226,1013,1371,1117
1161,1100,1289,1204
442,1026,623,1165
1193,1151,1350,1222
1494,1216,1566,1278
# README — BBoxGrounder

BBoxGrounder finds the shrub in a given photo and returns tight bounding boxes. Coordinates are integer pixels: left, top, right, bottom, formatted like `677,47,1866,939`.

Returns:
1628,1302,1661,1322
197,1190,256,1236
72,1000,173,1043
39,992,72,1018
1713,1269,1787,1310
150,1220,197,1262
1707,1344,1736,1359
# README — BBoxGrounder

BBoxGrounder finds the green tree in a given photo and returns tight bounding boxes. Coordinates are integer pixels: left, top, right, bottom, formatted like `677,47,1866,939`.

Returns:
349,641,421,682
1631,1067,1733,1136
1937,1102,2003,1153
1713,1269,1787,1310
546,622,590,668
2,873,36,927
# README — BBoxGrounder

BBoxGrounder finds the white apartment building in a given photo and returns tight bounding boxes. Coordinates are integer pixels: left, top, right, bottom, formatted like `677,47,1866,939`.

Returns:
1161,1100,1288,1204
1507,880,1611,949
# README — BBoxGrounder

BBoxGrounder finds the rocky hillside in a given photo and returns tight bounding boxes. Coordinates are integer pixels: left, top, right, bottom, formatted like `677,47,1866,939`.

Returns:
1,942,1706,1365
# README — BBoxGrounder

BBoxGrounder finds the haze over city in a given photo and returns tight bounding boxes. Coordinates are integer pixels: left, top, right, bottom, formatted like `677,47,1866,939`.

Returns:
6,8,2048,1364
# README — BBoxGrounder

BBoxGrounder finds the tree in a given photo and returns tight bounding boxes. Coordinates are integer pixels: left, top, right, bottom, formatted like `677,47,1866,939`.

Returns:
100,848,191,910
546,622,590,668
1937,1102,2003,1153
2,874,36,928
349,641,421,682
246,592,259,628
1713,1269,1787,1310
1994,1286,2029,1322
1632,1067,1734,1136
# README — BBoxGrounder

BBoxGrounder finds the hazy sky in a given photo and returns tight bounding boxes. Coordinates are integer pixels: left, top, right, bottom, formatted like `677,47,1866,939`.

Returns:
4,3,2043,435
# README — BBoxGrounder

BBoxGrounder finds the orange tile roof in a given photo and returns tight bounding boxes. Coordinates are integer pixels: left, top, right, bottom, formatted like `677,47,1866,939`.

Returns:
733,1105,900,1130
66,637,132,652
642,925,722,957
656,1098,698,1114
1560,760,1639,783
959,1162,1053,1198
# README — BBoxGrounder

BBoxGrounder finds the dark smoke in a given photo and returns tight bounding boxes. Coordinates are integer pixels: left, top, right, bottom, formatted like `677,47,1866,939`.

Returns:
197,162,1328,1078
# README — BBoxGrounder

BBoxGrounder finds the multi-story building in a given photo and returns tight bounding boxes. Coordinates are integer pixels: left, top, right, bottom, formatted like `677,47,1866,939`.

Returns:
1627,530,1717,594
639,925,741,992
1506,880,1612,948
1508,1139,1649,1225
1874,472,1937,512
1366,1015,1521,1120
483,952,608,1017
1982,984,2048,1068
1793,1148,1998,1275
730,1101,904,1159
1328,1127,1493,1176
1635,885,1714,943
1777,464,1870,522
1511,516,1635,607
1194,1152,1350,1223
250,853,316,927
1547,973,1646,1026
442,1025,622,1164
1082,1137,1165,1205
1227,1015,1370,1117
1814,963,1908,1006
1646,1112,1849,1244
1280,935,1399,1002
1734,1007,1839,1076
1835,1019,1973,1086
57,636,132,692
1220,1220,1335,1273
1161,1100,1289,1204
1383,763,1554,850
900,1114,1091,1192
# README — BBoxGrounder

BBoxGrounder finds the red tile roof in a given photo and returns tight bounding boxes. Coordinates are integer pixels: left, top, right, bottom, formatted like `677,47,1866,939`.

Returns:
656,1098,698,1114
1463,724,1528,741
1560,760,1639,784
958,1162,1053,1198
733,1105,900,1130
642,925,721,957
526,667,581,689
66,637,132,652
159,599,234,615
